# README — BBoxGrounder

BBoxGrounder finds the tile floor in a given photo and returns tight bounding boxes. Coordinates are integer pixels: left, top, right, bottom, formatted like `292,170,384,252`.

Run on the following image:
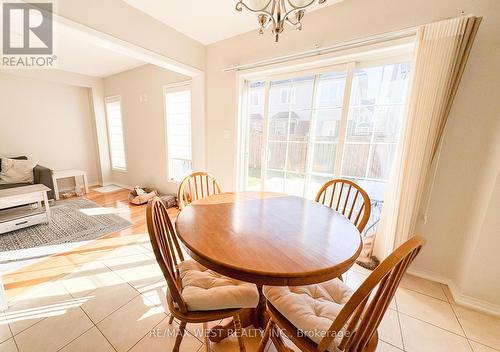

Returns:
1,235,499,352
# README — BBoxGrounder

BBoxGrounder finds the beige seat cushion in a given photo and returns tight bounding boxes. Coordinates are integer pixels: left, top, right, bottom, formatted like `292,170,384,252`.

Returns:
263,278,353,351
177,259,259,311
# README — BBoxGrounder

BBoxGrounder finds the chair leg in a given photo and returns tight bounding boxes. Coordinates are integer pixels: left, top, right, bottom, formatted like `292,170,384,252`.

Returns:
168,315,175,324
233,314,246,352
257,318,274,352
173,321,187,352
203,322,211,352
270,324,293,352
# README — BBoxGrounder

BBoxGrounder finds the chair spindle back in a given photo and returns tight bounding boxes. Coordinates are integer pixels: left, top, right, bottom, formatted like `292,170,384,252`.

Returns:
318,236,425,352
177,172,222,209
315,179,371,233
146,197,188,313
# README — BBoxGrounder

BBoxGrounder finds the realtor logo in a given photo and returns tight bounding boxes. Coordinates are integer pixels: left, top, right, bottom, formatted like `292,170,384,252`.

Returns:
1,2,56,68
3,2,52,54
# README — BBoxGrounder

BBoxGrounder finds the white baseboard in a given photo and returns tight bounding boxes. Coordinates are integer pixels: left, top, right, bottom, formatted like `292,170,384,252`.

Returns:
408,267,500,318
107,182,133,190
59,182,133,193
91,182,133,190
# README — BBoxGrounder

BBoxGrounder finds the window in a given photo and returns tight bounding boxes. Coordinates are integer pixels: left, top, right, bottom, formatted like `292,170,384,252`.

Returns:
342,64,411,202
165,84,192,182
105,96,127,170
241,61,411,235
280,87,291,104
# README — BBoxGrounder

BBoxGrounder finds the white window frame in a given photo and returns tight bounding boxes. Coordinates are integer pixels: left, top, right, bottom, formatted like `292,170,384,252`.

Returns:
104,95,127,171
163,81,193,183
236,53,412,195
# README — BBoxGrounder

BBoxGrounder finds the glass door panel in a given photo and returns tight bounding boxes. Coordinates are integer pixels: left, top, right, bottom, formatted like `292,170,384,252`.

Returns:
286,142,308,173
342,63,410,205
312,143,336,174
243,60,410,238
265,170,285,192
285,173,306,196
317,72,346,108
246,81,266,190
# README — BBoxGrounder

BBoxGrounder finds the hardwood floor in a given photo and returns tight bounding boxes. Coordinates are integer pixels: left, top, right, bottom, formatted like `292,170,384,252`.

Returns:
3,188,179,300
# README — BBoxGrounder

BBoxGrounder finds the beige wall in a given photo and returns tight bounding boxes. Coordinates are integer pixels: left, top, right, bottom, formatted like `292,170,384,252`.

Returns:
456,119,500,306
205,0,500,308
103,64,191,195
0,72,100,185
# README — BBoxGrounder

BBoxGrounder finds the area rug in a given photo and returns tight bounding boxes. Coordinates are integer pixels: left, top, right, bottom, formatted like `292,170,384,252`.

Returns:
0,198,132,273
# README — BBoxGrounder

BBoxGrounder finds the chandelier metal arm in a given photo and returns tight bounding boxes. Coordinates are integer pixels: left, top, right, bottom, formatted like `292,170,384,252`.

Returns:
285,0,316,10
285,16,302,28
235,0,273,13
235,0,277,30
283,0,328,25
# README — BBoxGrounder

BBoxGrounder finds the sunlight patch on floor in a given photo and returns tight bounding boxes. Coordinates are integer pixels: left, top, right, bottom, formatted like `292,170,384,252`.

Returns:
79,207,130,216
3,297,88,323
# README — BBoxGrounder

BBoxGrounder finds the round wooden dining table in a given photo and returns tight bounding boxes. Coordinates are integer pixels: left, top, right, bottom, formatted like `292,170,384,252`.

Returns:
175,191,362,340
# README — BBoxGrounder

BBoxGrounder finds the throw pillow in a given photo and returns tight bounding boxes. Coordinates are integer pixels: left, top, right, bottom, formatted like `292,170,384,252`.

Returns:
0,158,37,184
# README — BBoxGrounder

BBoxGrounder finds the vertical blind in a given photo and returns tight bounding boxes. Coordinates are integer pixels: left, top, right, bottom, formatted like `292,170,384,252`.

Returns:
376,16,482,254
105,96,127,170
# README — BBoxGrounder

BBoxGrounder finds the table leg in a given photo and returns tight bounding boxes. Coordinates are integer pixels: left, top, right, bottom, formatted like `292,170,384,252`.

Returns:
208,286,292,351
52,174,60,201
208,308,252,342
43,191,51,223
82,172,89,194
255,285,268,327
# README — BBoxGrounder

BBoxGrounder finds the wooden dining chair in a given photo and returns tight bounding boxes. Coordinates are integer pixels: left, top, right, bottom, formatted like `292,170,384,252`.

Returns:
315,179,372,233
177,171,222,209
146,197,259,352
258,235,425,352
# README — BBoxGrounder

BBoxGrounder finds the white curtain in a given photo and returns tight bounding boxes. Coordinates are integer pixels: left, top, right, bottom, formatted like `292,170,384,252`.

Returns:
374,16,482,257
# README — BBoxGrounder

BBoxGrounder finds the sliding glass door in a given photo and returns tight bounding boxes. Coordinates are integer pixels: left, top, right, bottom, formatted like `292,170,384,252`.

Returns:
241,60,411,235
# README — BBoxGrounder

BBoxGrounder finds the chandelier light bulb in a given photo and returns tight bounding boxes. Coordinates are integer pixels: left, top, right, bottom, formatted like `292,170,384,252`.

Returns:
248,0,270,10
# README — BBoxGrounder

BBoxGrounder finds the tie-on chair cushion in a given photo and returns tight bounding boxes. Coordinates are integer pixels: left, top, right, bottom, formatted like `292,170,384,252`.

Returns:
177,259,259,311
263,278,354,351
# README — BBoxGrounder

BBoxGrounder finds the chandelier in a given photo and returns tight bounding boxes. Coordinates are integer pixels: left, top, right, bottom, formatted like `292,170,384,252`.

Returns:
236,0,327,42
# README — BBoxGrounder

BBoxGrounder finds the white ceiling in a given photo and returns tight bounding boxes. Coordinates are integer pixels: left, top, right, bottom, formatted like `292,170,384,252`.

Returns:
8,12,145,78
54,24,145,77
122,0,343,45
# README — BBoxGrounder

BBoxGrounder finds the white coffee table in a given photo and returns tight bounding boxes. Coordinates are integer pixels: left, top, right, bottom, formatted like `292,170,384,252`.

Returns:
51,169,89,200
0,184,51,234
0,184,51,310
